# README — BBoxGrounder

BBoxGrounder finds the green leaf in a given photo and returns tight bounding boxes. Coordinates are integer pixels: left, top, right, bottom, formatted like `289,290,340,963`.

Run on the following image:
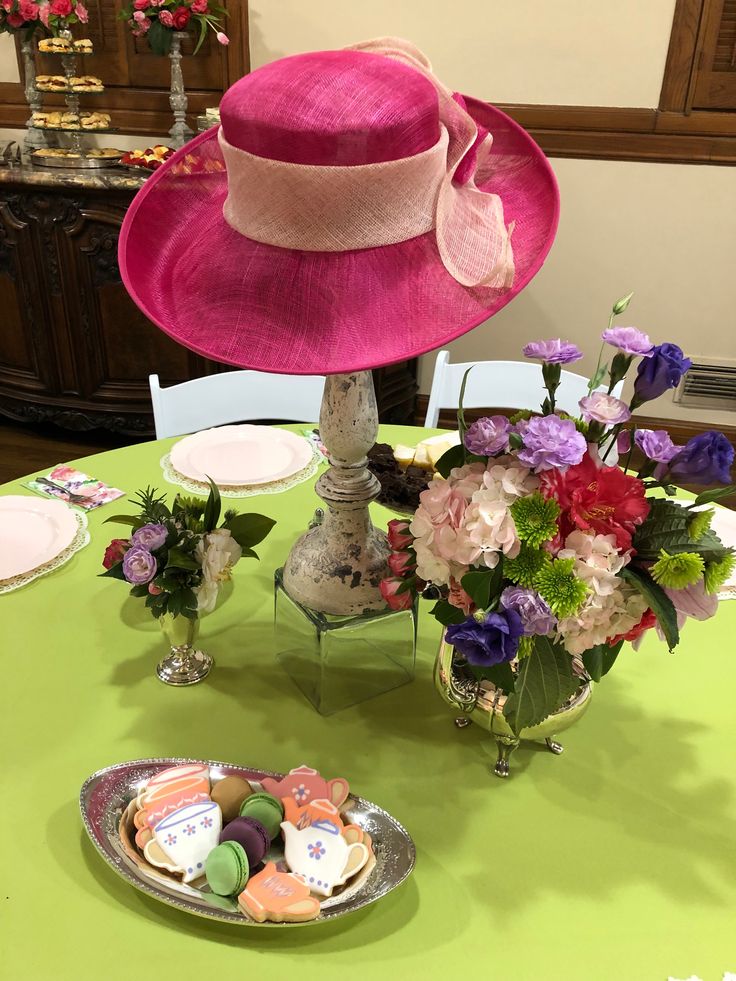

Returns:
620,566,679,651
470,660,515,693
166,547,199,571
429,599,466,626
503,635,579,736
434,443,465,478
240,547,259,561
582,639,624,683
193,13,207,55
693,485,736,507
147,19,173,55
102,514,139,528
129,583,149,598
633,498,731,563
460,570,493,610
202,477,221,533
224,513,276,549
98,563,126,580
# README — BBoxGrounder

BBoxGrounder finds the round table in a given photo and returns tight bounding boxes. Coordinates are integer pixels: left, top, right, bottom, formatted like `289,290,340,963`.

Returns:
3,424,735,981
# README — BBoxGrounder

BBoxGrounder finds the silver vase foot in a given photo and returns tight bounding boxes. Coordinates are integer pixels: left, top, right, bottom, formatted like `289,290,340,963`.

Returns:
545,738,564,755
156,645,213,686
493,738,519,778
454,716,472,729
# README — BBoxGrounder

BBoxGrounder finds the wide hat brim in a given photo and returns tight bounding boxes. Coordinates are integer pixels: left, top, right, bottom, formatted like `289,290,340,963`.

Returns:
119,98,559,376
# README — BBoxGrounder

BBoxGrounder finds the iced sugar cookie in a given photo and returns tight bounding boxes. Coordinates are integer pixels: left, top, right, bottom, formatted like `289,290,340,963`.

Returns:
282,797,345,832
238,862,320,923
281,819,369,897
261,765,349,808
148,801,221,883
136,763,209,807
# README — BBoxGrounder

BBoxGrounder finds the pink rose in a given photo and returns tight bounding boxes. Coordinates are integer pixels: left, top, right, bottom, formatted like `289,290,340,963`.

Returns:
171,5,189,28
0,0,13,12
74,0,88,21
49,0,73,16
148,582,163,595
388,551,415,576
133,0,148,9
38,1,50,25
133,9,145,19
102,539,129,570
216,30,228,44
379,578,413,611
191,0,207,11
158,7,173,25
7,11,24,25
19,0,39,20
386,519,413,551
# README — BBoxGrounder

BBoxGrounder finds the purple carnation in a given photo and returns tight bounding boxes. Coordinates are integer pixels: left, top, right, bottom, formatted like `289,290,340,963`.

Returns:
601,326,654,357
634,429,679,464
445,609,524,667
122,545,157,585
500,587,556,635
666,431,734,486
578,392,631,425
131,522,168,551
632,343,692,406
522,339,583,365
516,415,587,471
464,415,511,456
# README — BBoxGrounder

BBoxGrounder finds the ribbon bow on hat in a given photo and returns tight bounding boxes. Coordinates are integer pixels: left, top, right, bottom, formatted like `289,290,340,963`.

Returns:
219,37,515,290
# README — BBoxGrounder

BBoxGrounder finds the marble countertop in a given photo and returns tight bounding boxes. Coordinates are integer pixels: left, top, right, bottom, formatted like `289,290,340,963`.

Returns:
0,162,147,192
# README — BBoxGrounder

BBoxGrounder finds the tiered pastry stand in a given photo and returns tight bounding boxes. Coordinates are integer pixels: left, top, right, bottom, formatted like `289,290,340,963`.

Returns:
29,30,121,169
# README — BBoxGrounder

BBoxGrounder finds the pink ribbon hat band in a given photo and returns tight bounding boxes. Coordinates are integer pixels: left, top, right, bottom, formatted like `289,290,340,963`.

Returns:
119,37,560,376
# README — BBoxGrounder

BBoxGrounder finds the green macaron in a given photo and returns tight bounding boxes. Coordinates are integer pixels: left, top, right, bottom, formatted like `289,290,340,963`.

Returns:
238,791,284,840
205,841,250,897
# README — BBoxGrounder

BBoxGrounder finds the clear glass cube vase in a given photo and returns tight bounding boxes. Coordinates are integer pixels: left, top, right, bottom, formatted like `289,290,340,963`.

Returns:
274,568,417,715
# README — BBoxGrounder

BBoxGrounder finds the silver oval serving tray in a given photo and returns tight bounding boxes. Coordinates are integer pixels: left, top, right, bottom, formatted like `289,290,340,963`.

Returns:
80,758,415,927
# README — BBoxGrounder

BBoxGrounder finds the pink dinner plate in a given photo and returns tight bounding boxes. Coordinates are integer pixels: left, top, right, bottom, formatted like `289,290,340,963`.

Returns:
0,496,79,580
169,425,314,486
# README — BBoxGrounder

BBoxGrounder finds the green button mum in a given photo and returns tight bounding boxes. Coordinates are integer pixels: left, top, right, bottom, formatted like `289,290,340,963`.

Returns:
510,492,560,548
535,557,589,618
651,549,705,589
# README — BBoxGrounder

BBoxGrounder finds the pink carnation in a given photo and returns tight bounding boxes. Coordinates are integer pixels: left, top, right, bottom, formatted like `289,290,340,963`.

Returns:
158,7,173,25
49,0,72,15
0,0,13,11
7,10,24,24
191,0,207,11
38,2,50,25
19,0,39,20
74,0,88,22
578,392,631,426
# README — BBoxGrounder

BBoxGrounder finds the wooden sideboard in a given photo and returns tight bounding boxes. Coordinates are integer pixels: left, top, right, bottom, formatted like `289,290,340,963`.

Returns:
0,166,418,436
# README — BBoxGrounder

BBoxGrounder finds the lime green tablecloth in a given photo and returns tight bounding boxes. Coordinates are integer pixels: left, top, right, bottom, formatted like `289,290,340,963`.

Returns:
3,424,735,981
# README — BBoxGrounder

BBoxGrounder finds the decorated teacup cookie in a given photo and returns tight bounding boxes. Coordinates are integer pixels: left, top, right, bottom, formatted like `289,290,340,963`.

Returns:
238,862,320,923
135,763,209,808
145,801,222,883
262,765,349,809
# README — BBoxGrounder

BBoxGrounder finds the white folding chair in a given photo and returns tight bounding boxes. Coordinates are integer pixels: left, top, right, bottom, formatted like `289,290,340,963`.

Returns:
424,350,624,427
149,370,325,439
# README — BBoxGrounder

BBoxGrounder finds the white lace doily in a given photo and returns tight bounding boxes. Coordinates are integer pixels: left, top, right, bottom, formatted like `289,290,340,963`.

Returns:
160,442,322,498
0,509,90,595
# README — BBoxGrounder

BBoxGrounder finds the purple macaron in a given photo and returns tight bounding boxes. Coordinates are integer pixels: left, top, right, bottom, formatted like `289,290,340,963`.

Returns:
218,816,270,867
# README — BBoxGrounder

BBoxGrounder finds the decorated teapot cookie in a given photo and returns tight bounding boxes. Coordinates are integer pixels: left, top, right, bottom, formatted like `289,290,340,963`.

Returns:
262,765,349,808
238,862,321,923
281,818,368,897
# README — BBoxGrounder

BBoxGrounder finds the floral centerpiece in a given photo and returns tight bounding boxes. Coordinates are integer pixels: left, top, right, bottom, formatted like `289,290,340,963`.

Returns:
381,294,735,775
118,0,227,53
37,0,89,34
101,482,275,684
0,0,48,36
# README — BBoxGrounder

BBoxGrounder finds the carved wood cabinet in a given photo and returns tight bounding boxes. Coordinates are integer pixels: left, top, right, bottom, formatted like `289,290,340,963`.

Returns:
0,169,418,436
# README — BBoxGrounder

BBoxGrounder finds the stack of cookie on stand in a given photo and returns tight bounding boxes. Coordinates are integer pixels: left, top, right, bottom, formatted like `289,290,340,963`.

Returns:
119,763,376,923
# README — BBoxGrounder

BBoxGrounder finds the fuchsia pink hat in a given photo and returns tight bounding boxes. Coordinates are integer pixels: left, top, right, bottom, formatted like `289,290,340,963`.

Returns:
119,38,559,375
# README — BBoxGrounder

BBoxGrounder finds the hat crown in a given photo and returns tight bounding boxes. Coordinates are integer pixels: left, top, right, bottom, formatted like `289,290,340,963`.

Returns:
220,49,440,166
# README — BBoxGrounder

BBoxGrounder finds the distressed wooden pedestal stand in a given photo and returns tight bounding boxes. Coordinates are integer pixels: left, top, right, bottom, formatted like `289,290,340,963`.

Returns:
282,371,390,615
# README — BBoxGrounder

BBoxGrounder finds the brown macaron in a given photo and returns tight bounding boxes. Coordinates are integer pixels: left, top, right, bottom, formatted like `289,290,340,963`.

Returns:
211,776,255,824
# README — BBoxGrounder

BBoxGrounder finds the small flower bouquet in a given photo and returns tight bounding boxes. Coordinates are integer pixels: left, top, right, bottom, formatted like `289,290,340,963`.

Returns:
118,0,227,54
37,0,89,34
0,0,49,36
100,482,275,619
382,294,735,747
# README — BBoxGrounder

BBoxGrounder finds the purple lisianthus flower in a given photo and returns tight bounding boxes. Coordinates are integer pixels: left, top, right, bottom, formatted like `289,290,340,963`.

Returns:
131,522,168,551
578,392,631,426
500,587,556,635
617,430,631,454
464,415,511,456
634,429,679,464
516,415,587,471
522,339,583,365
445,609,524,666
666,431,734,486
122,545,157,585
601,326,654,357
632,343,692,406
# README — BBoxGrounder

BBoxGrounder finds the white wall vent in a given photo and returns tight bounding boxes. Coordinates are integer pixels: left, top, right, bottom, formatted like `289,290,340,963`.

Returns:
673,357,736,412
